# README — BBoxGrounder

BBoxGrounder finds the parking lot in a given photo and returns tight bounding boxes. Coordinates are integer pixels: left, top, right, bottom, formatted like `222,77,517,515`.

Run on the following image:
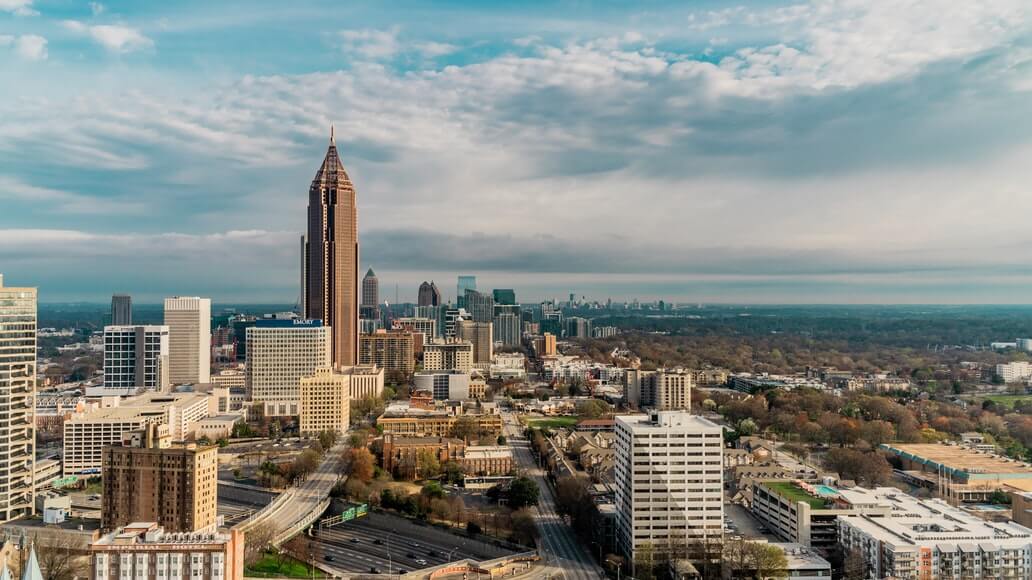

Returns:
311,511,516,575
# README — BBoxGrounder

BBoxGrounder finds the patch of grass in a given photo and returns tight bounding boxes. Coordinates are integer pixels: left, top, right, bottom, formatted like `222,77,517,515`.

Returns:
526,416,579,429
764,481,829,509
983,394,1032,408
245,553,324,578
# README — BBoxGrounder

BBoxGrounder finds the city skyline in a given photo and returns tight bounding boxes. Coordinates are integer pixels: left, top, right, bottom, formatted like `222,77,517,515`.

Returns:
4,1,1032,304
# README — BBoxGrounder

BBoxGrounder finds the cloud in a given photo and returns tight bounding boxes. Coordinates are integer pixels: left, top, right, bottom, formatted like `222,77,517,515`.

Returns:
414,41,458,58
0,0,36,16
89,2,105,16
62,20,153,53
0,34,47,60
338,27,400,59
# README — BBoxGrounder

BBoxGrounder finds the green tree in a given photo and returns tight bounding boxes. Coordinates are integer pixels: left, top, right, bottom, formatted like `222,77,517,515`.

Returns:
507,476,540,509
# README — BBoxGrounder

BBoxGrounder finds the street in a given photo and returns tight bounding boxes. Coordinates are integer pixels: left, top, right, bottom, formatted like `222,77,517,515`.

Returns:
503,412,602,580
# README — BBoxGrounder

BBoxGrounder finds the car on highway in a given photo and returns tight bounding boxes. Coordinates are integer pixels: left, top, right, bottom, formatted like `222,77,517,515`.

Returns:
324,555,334,562
398,570,407,575
349,538,360,544
427,550,438,557
406,552,416,559
373,539,383,545
415,559,428,565
369,568,380,574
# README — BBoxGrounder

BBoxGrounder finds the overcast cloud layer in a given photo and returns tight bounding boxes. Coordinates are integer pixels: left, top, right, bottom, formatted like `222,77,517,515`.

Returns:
2,0,1032,303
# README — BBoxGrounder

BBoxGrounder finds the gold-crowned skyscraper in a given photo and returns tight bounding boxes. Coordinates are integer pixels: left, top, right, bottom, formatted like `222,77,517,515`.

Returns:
304,128,360,366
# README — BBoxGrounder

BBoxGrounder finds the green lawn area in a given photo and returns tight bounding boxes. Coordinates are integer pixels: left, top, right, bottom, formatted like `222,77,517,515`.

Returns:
983,394,1032,408
245,554,324,579
526,416,579,429
765,481,829,509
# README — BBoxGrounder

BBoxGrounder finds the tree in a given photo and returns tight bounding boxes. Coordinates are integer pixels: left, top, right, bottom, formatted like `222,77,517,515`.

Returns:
317,430,338,451
421,481,446,500
442,461,465,485
723,537,788,579
450,416,478,440
497,435,507,445
510,509,539,546
344,447,375,483
576,399,612,419
244,523,276,566
31,533,89,580
507,476,540,509
416,449,442,479
293,449,321,477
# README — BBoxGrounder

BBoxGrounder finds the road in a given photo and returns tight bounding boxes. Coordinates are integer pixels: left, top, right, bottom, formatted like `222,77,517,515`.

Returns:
311,512,514,575
235,443,346,538
503,411,601,580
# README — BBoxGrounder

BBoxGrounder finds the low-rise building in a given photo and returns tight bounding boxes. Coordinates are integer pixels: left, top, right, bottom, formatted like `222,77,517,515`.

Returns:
462,446,513,476
90,522,244,580
414,370,471,401
881,442,1032,501
423,339,474,373
376,402,503,438
839,493,1032,579
381,435,465,479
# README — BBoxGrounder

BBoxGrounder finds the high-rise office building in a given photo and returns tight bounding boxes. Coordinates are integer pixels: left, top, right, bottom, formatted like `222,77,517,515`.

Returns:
358,330,415,376
615,411,723,568
625,369,693,411
102,325,170,395
361,267,379,320
456,276,476,307
245,319,331,416
0,274,36,523
565,316,592,339
418,281,442,307
493,304,521,347
163,297,211,385
534,333,557,357
393,317,435,348
492,289,516,305
111,294,132,325
464,289,494,323
456,320,493,368
423,339,474,373
102,424,218,533
304,129,360,367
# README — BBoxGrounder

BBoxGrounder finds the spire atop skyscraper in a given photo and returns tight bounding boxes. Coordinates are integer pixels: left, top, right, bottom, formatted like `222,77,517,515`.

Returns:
330,124,335,145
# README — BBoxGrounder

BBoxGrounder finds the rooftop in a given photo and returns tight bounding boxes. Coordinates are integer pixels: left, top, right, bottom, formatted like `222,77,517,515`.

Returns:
763,481,832,509
882,443,1032,479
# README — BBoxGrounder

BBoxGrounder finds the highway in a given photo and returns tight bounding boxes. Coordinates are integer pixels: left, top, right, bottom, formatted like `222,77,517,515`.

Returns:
235,442,346,539
311,512,513,575
503,411,602,580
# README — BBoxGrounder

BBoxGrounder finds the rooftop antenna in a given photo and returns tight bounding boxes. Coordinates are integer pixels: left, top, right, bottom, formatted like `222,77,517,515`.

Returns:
330,125,335,145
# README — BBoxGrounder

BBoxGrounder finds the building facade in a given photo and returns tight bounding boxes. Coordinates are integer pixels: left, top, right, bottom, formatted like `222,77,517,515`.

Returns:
163,297,211,385
298,367,351,435
245,319,330,417
493,304,521,347
304,129,360,367
103,325,170,394
626,369,693,411
91,523,244,580
361,267,379,309
615,411,723,566
358,330,415,376
535,333,557,357
456,320,493,369
423,339,474,373
102,428,218,533
417,281,442,307
463,289,494,323
0,274,36,523
414,370,471,401
111,294,132,326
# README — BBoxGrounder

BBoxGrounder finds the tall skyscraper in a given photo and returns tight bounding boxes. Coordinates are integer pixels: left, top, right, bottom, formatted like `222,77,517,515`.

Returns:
418,281,442,307
361,268,379,309
492,289,516,305
464,289,494,323
457,320,493,368
615,411,723,569
163,297,211,385
304,128,360,367
456,275,476,307
111,294,132,325
0,274,36,522
493,304,521,347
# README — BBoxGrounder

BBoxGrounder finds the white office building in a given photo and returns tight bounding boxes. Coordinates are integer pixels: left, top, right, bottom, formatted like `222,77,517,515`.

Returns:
245,319,330,416
414,370,471,401
163,297,211,384
615,411,723,567
101,325,170,395
996,361,1032,384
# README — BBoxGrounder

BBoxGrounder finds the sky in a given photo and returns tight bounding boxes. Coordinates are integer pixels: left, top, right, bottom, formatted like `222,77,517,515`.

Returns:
2,0,1032,304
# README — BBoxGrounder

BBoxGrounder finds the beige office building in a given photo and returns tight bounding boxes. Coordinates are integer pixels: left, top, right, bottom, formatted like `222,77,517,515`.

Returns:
423,339,474,373
456,320,492,370
163,297,211,384
102,425,218,533
359,330,415,376
245,320,330,416
0,274,36,523
625,368,693,411
299,367,350,435
349,364,385,400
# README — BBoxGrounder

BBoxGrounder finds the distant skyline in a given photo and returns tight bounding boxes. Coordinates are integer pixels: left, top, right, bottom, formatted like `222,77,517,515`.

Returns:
3,1,1032,303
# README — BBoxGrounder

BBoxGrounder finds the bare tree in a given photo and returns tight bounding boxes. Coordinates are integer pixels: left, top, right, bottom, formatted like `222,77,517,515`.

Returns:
244,523,277,567
31,534,89,580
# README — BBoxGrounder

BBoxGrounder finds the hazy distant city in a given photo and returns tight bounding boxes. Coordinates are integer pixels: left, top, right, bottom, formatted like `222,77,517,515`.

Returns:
5,2,1032,580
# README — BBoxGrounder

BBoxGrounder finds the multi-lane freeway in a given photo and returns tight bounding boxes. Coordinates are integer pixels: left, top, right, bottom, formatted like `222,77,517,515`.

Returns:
503,412,602,580
312,512,514,575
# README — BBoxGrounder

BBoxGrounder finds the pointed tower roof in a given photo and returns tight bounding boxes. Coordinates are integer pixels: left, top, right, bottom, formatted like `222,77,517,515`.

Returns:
311,126,353,188
365,267,376,278
20,545,42,580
